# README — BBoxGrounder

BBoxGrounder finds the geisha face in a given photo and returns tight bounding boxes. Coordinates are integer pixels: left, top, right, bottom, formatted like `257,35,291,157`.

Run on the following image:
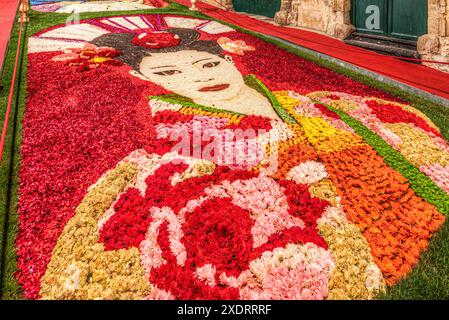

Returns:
138,50,245,102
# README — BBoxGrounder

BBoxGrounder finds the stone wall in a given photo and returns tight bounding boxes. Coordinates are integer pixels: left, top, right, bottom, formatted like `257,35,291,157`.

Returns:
275,0,354,39
418,0,449,72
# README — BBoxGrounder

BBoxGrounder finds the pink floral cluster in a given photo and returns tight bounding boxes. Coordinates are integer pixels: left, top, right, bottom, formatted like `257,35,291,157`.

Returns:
52,43,122,70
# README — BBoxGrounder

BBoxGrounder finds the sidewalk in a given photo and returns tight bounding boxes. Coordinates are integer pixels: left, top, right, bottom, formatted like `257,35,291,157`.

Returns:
175,0,449,102
0,0,19,76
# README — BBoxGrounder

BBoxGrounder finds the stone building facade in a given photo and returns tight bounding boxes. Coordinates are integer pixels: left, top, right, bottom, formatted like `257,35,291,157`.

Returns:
213,0,449,72
418,0,449,72
274,0,354,39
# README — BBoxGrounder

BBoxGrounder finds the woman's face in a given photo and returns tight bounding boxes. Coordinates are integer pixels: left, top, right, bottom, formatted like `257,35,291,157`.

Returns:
139,50,245,102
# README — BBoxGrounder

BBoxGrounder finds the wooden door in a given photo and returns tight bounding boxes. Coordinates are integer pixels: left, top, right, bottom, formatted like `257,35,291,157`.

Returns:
351,0,427,40
233,0,281,18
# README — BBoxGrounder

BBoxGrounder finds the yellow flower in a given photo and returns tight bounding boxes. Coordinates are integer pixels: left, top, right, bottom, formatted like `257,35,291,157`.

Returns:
88,57,111,64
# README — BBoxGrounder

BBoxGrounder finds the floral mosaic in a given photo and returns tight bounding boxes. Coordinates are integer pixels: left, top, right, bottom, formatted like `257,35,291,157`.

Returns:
30,0,167,13
20,14,449,300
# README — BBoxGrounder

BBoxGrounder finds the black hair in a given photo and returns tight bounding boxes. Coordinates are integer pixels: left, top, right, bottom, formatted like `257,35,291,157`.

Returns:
91,28,223,71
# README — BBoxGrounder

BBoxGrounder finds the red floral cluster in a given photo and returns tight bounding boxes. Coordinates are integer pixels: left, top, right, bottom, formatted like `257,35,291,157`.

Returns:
99,162,328,299
366,100,441,136
132,32,181,49
17,52,161,299
227,32,406,101
314,103,340,119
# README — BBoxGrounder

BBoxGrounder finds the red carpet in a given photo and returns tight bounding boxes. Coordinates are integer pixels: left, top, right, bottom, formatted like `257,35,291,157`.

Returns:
0,0,19,74
175,0,449,101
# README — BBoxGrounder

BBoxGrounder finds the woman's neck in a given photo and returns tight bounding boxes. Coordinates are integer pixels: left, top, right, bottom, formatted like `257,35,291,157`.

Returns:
194,85,280,120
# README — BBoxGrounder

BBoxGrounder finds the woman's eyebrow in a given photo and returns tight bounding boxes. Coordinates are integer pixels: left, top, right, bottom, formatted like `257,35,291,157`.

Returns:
192,58,212,64
150,65,177,69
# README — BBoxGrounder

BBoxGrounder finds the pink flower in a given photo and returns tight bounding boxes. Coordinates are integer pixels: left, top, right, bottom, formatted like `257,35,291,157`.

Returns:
239,243,334,300
51,43,121,70
287,161,329,184
420,164,449,193
195,264,217,287
218,37,255,55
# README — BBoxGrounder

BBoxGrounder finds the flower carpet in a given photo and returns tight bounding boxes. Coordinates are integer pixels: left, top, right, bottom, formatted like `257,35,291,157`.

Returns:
6,9,449,300
30,0,168,13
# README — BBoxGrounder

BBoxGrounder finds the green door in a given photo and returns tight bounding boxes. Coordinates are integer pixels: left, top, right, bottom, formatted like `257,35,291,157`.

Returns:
233,0,281,18
351,0,427,40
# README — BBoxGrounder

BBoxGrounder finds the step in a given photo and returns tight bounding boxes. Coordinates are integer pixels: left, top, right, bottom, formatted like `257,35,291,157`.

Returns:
344,39,420,59
350,32,417,47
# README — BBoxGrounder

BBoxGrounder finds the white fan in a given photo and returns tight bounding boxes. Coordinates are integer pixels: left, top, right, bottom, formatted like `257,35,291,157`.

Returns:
28,14,235,53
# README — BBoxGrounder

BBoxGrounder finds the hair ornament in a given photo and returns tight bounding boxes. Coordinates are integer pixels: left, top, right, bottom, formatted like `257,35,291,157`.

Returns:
132,31,181,49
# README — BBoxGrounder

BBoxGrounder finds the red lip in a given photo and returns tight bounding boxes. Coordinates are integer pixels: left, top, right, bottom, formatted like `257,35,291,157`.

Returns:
198,84,230,92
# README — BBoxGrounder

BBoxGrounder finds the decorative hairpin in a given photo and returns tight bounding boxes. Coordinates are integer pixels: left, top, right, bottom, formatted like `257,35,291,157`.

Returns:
132,32,181,49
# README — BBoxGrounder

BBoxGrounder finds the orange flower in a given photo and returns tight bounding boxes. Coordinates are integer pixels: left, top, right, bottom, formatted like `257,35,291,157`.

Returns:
318,145,444,285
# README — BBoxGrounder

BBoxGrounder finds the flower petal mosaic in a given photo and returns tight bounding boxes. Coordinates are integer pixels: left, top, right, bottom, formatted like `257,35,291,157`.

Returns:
20,14,449,300
30,0,168,13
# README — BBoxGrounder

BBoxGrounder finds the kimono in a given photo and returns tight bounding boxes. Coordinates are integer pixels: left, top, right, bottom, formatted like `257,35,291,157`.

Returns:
39,75,446,300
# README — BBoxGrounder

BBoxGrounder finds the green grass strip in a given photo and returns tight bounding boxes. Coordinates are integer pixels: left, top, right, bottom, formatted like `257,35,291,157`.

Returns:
150,95,245,116
0,17,27,300
315,101,449,216
245,75,296,124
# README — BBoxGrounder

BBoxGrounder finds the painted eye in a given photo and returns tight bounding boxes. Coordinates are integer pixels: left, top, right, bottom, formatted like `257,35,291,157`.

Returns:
202,61,220,69
153,70,182,76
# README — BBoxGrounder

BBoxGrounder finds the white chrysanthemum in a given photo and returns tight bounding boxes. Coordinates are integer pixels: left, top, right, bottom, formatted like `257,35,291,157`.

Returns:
287,161,329,184
365,263,385,291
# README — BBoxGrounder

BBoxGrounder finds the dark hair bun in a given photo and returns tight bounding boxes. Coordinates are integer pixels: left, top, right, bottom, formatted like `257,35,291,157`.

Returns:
91,28,223,71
